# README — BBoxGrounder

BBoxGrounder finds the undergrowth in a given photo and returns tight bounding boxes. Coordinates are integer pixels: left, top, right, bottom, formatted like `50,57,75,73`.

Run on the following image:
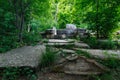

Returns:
39,47,57,69
83,37,118,49
1,67,37,80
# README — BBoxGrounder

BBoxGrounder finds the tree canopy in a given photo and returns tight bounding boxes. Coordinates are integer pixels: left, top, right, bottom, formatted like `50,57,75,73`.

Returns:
0,0,120,52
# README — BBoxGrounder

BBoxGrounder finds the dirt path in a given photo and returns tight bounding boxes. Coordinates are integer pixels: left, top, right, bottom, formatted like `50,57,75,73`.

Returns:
37,72,89,80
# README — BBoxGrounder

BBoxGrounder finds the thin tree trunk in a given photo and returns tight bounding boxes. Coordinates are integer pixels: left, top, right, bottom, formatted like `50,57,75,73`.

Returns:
19,0,25,42
96,0,99,38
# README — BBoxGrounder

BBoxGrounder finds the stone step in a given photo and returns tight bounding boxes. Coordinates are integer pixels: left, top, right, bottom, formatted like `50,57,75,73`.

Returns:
74,42,90,48
48,39,75,43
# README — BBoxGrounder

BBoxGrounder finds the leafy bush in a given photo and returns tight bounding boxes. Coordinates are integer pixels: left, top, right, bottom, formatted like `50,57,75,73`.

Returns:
95,58,120,80
0,35,20,53
2,67,19,80
98,40,117,49
83,37,118,49
23,31,41,45
83,37,98,49
0,10,20,53
2,67,37,80
118,42,120,48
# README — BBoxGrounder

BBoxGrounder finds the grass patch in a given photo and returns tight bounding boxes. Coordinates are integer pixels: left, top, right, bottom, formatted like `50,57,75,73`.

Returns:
76,50,93,58
83,37,118,49
39,47,57,68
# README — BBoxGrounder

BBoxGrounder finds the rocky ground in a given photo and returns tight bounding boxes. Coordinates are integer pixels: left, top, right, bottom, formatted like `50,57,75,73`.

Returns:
0,39,120,80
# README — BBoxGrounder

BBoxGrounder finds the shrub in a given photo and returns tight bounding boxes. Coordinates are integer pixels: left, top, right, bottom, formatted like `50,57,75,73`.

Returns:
23,31,41,45
83,37,98,49
76,50,93,58
83,37,117,49
2,67,19,80
0,35,20,53
2,67,37,80
98,40,117,49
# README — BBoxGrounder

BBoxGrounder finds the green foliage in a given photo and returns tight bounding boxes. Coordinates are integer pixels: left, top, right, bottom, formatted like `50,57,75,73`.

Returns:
2,67,19,80
110,30,120,41
91,73,114,80
40,47,56,68
83,37,98,49
0,1,19,53
2,67,37,80
23,32,41,45
76,50,93,58
75,0,120,38
97,58,120,69
21,68,37,80
77,49,120,69
98,40,117,49
0,0,120,53
83,37,118,49
47,44,74,49
0,36,20,53
0,0,42,53
76,50,120,80
95,58,120,80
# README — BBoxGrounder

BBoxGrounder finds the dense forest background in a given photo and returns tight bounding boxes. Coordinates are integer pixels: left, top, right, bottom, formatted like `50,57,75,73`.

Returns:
0,0,120,53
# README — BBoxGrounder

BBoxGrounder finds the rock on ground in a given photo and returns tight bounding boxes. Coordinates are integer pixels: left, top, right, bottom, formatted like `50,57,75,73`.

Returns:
77,48,120,59
0,45,46,68
74,42,90,48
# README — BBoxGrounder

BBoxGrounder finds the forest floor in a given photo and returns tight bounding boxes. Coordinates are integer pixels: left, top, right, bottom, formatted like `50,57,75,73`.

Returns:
37,72,89,80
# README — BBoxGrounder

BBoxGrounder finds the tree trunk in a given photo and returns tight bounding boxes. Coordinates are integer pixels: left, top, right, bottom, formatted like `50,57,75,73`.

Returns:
9,0,30,42
96,0,99,38
18,0,25,42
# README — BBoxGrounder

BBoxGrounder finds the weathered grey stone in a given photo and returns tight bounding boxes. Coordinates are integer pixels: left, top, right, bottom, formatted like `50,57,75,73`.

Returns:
61,49,76,54
65,54,78,61
48,39,75,43
45,43,74,46
76,48,120,59
74,42,90,48
59,49,78,61
0,45,46,68
66,24,76,30
45,39,75,46
53,56,109,75
55,49,77,64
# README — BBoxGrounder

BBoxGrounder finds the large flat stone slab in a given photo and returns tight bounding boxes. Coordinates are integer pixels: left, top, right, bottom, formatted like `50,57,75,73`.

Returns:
45,39,75,46
0,45,46,68
76,48,120,59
